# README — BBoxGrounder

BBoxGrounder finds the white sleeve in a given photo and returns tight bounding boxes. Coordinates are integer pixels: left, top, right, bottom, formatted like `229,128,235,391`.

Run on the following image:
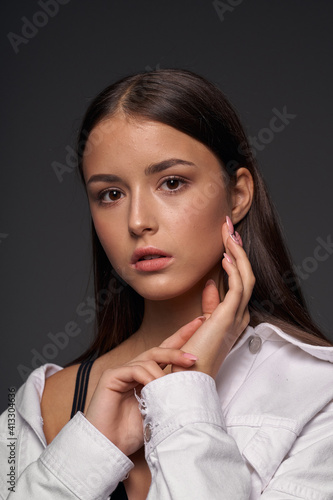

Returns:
138,371,251,500
1,412,133,500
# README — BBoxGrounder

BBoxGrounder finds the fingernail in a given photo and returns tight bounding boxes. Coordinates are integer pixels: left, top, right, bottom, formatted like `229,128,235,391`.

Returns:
205,279,217,288
226,216,234,235
195,315,207,323
234,231,243,247
230,233,241,245
183,353,199,361
226,216,241,245
223,252,233,264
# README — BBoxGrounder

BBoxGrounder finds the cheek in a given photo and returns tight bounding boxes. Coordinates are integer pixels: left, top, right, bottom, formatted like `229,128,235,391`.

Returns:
180,187,228,242
169,198,227,275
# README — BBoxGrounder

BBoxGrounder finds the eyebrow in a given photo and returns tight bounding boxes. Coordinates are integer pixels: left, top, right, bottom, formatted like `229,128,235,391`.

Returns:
86,158,197,185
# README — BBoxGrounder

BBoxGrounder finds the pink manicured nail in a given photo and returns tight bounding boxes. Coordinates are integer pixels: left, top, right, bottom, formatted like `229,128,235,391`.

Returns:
205,279,217,288
183,353,199,361
195,315,207,323
230,233,241,245
223,252,233,264
234,231,243,247
226,216,234,235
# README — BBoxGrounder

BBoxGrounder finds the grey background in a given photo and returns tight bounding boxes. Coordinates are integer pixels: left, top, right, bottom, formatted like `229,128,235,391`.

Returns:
1,0,332,411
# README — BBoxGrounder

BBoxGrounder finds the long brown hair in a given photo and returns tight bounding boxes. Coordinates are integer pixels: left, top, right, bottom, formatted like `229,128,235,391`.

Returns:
73,68,331,363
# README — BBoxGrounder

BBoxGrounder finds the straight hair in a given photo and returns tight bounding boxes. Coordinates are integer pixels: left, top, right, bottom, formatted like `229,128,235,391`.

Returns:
72,68,331,364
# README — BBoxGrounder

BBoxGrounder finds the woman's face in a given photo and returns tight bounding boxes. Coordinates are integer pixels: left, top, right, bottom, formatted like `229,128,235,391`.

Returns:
83,113,231,300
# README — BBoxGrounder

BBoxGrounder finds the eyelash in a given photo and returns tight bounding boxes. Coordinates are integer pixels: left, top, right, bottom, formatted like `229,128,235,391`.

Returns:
97,176,188,206
159,176,188,194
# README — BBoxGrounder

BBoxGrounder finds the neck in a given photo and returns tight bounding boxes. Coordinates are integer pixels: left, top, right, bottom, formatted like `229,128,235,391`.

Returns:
133,264,224,350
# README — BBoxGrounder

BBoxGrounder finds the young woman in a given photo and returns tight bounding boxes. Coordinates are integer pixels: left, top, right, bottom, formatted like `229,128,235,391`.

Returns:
1,69,332,500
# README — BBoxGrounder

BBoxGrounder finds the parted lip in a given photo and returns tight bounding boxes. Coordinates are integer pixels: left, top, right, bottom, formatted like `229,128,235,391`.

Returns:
131,246,172,264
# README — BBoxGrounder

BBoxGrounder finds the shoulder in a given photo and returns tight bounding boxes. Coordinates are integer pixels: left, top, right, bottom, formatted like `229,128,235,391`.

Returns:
219,323,333,424
255,322,333,365
251,323,333,390
41,363,80,444
257,323,333,410
41,358,107,444
0,364,66,453
1,361,103,446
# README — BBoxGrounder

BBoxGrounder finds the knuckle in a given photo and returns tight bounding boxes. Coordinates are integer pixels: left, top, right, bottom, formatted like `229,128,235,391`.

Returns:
149,347,160,357
101,368,114,379
98,368,117,387
249,275,256,288
132,364,145,376
241,316,250,331
235,282,244,294
145,360,157,370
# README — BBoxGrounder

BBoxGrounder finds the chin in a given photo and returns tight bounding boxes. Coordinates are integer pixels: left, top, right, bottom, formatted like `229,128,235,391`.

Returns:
132,278,203,302
134,287,180,301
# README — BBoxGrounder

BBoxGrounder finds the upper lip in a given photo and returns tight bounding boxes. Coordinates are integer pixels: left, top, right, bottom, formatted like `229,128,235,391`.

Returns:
131,246,172,264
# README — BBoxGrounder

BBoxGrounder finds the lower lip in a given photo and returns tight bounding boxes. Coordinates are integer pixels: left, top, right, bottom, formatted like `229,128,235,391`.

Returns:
132,257,174,272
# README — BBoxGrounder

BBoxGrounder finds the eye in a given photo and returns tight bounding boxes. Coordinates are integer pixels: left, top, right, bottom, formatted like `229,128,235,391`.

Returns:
98,188,124,204
159,176,187,193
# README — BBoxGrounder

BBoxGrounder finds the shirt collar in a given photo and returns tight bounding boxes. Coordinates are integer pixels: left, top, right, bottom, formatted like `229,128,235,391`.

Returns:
254,322,333,363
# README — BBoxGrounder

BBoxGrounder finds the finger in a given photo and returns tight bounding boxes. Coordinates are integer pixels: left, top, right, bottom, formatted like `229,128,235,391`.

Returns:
160,316,206,349
205,255,251,353
103,364,163,393
130,347,198,368
210,259,244,323
201,279,220,318
98,366,155,394
113,351,198,391
222,222,255,316
223,222,251,278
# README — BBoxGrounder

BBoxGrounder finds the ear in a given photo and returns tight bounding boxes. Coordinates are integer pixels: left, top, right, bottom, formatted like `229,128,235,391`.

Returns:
230,167,254,224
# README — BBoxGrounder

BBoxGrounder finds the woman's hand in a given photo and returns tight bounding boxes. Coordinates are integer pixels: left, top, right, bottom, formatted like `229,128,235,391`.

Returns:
173,218,255,378
85,316,204,457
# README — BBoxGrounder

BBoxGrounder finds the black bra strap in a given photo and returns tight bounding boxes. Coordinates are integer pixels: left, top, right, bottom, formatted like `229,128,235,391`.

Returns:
70,359,128,499
70,359,94,418
111,482,128,499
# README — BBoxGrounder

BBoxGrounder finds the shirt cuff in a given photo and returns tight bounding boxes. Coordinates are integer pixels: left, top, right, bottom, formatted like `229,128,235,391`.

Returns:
40,412,134,499
138,371,225,455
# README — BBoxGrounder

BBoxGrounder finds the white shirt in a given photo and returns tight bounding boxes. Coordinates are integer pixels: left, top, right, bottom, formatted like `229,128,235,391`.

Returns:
0,322,333,499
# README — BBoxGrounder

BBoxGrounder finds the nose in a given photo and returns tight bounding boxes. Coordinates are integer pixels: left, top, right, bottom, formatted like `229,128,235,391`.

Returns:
128,190,158,237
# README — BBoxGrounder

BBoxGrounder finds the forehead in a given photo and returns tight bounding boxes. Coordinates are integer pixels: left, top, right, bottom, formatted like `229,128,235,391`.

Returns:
82,114,224,180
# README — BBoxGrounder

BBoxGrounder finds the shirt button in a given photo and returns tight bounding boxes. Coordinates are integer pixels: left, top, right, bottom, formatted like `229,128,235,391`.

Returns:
248,335,262,354
144,423,152,442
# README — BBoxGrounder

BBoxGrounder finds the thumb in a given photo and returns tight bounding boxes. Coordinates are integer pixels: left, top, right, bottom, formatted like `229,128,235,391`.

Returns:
202,279,220,318
160,316,206,349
